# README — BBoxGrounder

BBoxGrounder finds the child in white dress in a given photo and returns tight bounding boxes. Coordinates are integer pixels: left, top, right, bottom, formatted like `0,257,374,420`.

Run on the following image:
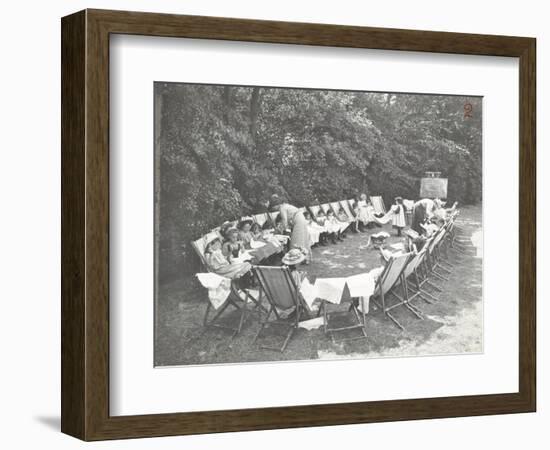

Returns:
389,196,407,236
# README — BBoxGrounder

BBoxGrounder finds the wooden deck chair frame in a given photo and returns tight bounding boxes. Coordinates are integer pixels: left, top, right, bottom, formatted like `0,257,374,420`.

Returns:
191,237,260,337
424,225,451,282
370,252,416,330
320,202,351,234
252,266,306,352
339,199,356,219
319,291,368,344
329,201,353,224
370,195,387,215
307,204,322,220
398,238,440,308
319,203,332,214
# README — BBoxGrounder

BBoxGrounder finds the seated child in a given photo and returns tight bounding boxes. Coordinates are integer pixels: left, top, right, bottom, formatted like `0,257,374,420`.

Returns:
222,227,246,262
273,215,291,251
326,209,346,242
250,222,264,242
237,218,254,249
303,211,323,247
315,210,333,245
336,207,353,238
204,236,251,280
403,228,428,252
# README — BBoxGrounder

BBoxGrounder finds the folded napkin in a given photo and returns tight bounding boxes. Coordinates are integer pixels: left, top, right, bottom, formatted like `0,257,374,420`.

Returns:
196,273,231,309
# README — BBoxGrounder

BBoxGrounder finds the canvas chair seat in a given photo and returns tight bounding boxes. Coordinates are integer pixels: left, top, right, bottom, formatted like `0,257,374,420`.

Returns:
370,251,422,330
370,195,386,215
307,205,321,218
320,203,332,214
339,200,356,219
253,213,269,228
191,234,260,337
399,237,440,307
252,266,308,352
319,282,368,344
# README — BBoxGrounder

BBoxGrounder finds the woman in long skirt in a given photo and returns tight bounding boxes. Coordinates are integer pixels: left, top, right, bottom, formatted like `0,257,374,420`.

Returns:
411,198,441,234
269,194,312,263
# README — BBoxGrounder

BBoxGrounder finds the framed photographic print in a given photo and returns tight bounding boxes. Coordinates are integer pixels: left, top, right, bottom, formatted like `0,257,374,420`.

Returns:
61,9,536,441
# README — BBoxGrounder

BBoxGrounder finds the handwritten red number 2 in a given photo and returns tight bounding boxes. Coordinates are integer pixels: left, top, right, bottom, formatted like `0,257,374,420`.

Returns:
464,102,473,119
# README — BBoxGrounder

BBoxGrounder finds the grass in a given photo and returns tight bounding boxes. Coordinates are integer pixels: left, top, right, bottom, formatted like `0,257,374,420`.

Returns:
155,204,482,366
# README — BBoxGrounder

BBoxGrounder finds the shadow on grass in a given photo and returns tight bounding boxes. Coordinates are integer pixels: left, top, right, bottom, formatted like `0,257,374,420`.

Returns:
155,205,483,366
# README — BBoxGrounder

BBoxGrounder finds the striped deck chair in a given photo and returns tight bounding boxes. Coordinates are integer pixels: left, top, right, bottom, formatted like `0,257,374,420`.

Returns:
252,266,307,352
320,203,331,214
370,251,415,330
328,201,352,233
307,204,322,219
397,236,439,308
347,198,357,213
339,199,356,219
253,213,269,229
191,233,259,337
329,201,341,215
370,195,386,215
319,283,368,344
424,225,451,283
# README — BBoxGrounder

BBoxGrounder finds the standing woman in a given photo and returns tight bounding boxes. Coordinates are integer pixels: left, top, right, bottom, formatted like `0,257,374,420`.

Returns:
411,198,442,234
269,194,311,264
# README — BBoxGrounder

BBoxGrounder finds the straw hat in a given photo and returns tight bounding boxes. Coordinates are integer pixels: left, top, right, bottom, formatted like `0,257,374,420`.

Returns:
204,233,221,251
225,227,239,237
281,248,306,266
238,217,254,229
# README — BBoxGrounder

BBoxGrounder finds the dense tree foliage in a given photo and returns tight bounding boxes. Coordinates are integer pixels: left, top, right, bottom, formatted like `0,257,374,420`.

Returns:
155,83,482,279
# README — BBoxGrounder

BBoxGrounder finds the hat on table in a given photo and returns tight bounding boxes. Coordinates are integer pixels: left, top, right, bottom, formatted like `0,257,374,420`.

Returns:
281,248,306,266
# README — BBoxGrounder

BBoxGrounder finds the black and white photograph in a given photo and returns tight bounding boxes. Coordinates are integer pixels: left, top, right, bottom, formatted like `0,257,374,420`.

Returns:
154,82,483,366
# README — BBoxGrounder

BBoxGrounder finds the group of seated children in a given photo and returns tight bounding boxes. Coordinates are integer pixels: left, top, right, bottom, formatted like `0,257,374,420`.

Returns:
403,201,457,252
203,218,288,281
203,231,252,281
304,208,352,247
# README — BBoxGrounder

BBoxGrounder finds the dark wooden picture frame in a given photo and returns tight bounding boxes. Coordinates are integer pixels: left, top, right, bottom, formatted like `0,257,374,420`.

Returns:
61,9,536,441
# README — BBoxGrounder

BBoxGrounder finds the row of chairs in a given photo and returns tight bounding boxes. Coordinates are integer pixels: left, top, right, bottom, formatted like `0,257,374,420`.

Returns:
246,210,466,350
191,199,464,351
191,196,388,258
372,210,464,330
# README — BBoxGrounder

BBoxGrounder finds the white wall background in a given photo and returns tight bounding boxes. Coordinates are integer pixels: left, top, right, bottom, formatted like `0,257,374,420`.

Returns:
0,1,546,449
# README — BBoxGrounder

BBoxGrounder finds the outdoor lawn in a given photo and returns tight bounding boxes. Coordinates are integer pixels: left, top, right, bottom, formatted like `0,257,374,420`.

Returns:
154,204,482,367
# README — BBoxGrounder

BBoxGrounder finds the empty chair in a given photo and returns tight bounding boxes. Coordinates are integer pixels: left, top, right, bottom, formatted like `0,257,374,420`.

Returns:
252,266,307,352
370,251,417,330
396,237,439,308
424,225,450,283
370,195,387,215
